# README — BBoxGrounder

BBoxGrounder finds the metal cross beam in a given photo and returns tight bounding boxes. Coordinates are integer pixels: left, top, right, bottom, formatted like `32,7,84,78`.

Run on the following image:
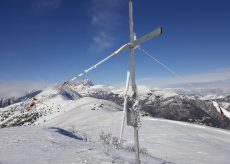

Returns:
71,27,162,80
128,0,140,163
131,27,162,48
71,1,162,164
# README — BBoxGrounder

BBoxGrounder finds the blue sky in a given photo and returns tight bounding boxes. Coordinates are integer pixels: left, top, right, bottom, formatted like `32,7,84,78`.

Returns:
0,0,230,95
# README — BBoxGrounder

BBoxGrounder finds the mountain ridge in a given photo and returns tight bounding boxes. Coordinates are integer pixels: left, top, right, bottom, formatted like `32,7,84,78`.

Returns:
1,79,230,129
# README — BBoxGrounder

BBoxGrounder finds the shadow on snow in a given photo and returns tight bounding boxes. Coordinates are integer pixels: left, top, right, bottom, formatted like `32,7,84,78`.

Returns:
49,127,83,141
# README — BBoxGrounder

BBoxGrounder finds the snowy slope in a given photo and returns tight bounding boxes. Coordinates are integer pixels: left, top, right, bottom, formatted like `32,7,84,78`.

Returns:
0,86,75,128
1,117,230,164
0,126,158,164
212,101,230,119
141,118,230,164
40,98,230,164
0,90,42,108
35,97,122,125
1,84,230,130
1,85,230,163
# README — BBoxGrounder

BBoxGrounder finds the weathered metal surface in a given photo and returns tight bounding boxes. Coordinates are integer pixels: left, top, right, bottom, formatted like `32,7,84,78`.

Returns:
84,43,130,73
131,27,162,48
119,71,130,144
128,0,140,163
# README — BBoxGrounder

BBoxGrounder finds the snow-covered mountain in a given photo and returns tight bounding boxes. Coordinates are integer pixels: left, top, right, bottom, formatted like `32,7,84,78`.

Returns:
1,79,230,163
0,98,230,164
75,84,230,129
169,88,229,100
0,90,42,108
1,79,230,129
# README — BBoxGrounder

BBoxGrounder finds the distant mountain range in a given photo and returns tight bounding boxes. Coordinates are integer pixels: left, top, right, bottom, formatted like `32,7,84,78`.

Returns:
1,78,230,164
1,78,230,130
0,90,42,108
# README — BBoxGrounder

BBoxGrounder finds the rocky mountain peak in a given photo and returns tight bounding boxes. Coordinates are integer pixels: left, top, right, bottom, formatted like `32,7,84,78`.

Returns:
74,78,94,87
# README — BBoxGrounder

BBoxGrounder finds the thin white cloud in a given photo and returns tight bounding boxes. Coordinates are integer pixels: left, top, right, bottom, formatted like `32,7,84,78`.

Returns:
0,80,49,98
138,68,230,89
89,0,125,51
93,31,114,51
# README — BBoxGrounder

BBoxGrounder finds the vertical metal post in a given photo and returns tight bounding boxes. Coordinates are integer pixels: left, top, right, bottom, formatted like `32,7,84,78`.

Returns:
129,0,140,163
120,71,130,144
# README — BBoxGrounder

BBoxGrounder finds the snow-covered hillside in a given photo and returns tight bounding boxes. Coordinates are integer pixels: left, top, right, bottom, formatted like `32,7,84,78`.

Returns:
1,81,230,129
40,97,230,164
1,82,230,163
0,126,158,164
1,117,230,164
169,88,229,100
0,90,41,108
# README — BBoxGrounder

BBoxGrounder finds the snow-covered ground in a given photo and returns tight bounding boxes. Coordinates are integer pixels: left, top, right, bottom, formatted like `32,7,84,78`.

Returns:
0,126,158,164
40,98,230,164
1,116,230,164
1,86,230,164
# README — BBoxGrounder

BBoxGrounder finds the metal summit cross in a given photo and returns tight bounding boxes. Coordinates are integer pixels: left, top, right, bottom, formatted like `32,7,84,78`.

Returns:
72,0,162,163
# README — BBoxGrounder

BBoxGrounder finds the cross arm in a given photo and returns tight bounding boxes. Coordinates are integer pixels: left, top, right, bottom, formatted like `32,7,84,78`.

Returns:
84,43,130,73
71,43,130,80
131,27,162,48
71,27,162,81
